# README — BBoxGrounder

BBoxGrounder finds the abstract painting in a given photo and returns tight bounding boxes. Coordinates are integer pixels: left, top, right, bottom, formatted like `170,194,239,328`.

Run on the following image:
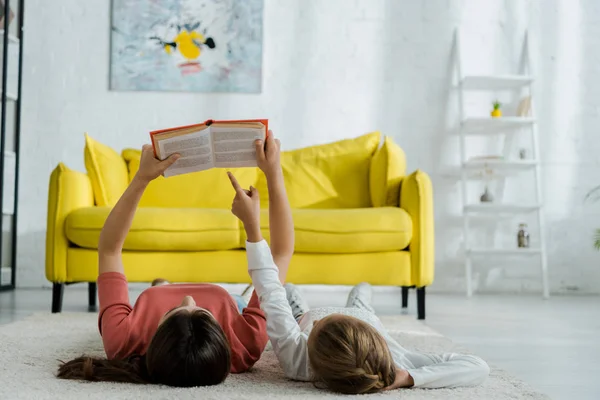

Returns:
110,0,263,93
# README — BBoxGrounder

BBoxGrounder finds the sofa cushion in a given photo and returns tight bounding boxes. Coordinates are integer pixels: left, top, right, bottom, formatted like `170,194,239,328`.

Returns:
67,247,412,286
241,207,412,253
66,207,241,251
84,134,129,206
122,148,258,209
370,136,406,207
256,132,381,209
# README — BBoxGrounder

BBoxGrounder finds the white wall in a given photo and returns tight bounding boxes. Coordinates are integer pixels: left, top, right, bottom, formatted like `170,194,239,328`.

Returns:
17,0,600,293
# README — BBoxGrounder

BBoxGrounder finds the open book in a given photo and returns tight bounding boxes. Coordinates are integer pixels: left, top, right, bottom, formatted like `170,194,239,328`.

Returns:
150,119,268,177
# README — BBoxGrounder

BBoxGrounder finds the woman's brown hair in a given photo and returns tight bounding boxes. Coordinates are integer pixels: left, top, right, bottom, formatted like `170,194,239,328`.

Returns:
307,315,396,394
57,309,231,387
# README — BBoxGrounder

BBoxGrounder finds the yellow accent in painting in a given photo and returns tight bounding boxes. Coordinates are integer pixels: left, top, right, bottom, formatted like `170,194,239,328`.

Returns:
175,30,205,60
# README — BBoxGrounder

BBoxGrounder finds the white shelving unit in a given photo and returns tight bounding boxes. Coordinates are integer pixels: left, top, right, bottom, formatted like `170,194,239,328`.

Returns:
455,28,549,298
0,2,23,290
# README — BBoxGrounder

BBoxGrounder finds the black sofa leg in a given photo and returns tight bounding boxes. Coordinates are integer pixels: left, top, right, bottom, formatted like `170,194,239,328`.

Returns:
88,282,97,312
401,286,409,308
416,287,426,320
52,283,64,313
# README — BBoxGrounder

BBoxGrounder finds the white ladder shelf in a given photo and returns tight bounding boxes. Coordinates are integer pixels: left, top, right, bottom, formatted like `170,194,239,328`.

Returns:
454,28,549,298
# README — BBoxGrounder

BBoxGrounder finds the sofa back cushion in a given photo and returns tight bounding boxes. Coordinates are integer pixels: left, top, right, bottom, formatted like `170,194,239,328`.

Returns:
88,131,382,210
257,132,381,209
370,136,406,207
122,149,258,208
84,134,129,206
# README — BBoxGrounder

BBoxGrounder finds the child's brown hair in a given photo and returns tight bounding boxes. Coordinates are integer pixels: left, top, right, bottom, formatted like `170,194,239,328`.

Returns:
307,315,396,394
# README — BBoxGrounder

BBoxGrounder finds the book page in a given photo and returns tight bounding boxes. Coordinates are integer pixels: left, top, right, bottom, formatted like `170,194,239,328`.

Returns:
156,127,215,177
211,126,266,168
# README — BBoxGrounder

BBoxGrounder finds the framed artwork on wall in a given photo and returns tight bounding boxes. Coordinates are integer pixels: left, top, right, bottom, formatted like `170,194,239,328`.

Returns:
110,0,264,93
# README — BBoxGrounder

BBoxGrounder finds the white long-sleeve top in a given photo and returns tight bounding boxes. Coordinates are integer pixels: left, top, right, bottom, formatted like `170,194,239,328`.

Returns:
246,240,490,389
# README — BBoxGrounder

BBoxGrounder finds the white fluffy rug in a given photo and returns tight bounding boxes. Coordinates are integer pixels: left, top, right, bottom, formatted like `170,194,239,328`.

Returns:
0,313,548,399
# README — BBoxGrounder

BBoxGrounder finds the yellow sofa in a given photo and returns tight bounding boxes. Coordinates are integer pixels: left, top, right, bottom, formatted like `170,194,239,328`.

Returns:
46,132,434,318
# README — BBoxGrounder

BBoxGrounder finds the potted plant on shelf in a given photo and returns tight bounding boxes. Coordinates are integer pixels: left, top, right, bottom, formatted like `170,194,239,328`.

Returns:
491,100,502,118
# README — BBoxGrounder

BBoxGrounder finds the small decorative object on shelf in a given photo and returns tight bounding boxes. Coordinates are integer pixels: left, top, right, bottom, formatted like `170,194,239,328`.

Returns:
519,149,528,159
491,100,502,118
516,96,532,117
0,0,14,27
480,186,494,202
479,167,494,202
517,223,530,248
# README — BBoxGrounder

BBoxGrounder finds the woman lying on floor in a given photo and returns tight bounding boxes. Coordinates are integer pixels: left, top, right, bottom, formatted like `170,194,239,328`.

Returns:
57,132,292,387
227,147,491,394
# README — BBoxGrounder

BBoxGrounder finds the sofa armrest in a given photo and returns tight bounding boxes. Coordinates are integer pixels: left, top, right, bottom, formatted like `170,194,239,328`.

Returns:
46,163,94,282
400,170,434,287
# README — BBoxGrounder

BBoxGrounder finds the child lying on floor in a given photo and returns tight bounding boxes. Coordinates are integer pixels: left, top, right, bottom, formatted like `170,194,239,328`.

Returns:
57,131,293,387
228,139,490,394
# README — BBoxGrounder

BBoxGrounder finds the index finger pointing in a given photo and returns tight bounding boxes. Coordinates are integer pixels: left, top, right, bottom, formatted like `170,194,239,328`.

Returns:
227,171,243,192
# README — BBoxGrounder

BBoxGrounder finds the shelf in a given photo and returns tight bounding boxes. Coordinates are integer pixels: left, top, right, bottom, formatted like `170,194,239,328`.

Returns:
463,159,537,171
461,75,533,90
0,30,19,44
464,204,541,214
443,160,538,179
0,90,17,101
2,151,16,215
0,266,11,285
461,117,535,134
467,248,541,257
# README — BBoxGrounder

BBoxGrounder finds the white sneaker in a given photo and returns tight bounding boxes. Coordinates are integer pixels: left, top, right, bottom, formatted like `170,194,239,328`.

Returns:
285,283,310,321
346,282,375,313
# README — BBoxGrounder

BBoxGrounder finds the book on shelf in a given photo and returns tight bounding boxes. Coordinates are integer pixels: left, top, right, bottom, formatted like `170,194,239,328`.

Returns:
150,119,268,177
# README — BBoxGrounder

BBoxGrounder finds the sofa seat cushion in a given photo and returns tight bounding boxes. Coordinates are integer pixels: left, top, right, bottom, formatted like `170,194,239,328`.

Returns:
66,207,241,251
241,207,412,253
